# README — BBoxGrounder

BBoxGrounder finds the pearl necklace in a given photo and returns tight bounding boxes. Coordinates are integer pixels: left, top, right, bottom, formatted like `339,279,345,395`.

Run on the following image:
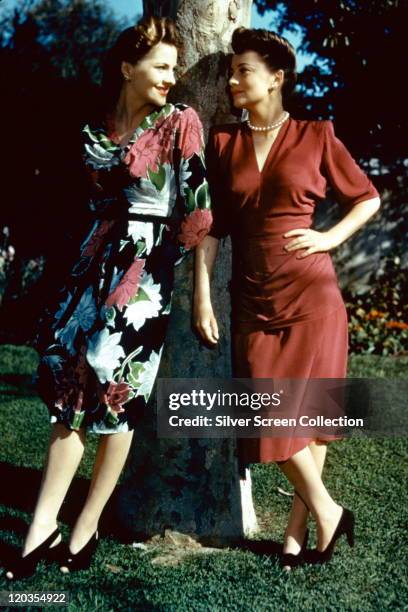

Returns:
247,111,290,132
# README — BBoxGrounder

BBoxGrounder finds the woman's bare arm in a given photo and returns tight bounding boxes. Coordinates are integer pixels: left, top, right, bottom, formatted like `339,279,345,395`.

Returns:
284,197,381,257
194,235,220,344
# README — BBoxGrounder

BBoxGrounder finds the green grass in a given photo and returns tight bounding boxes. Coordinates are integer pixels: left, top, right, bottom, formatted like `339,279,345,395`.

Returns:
347,354,408,377
0,345,407,611
0,344,39,376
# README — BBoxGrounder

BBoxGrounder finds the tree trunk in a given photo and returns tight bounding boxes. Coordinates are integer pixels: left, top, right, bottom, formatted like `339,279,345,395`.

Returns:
118,0,257,543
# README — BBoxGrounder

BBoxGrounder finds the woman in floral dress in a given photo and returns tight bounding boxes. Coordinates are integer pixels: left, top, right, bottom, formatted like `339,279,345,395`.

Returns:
5,16,211,579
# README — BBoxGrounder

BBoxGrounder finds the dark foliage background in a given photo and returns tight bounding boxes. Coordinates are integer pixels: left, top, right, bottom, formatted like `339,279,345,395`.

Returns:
255,0,407,164
0,0,124,340
0,0,406,353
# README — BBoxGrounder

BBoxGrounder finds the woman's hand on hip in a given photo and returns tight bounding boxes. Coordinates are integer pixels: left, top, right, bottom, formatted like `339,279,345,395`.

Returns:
283,228,336,258
193,299,219,345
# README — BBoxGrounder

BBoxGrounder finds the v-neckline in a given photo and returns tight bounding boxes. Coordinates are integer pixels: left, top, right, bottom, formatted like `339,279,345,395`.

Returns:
105,103,172,149
246,117,291,174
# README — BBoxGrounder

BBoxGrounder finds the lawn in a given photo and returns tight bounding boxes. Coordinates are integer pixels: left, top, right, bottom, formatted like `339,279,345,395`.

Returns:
0,345,407,611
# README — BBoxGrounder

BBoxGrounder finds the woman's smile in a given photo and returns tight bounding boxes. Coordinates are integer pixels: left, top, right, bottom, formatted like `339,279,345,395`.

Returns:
156,86,170,96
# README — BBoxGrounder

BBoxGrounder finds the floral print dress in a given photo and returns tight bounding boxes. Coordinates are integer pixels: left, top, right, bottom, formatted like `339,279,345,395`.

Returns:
36,103,212,433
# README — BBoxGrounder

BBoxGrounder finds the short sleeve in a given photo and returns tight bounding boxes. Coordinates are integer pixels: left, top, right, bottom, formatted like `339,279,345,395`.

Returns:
175,107,213,251
205,127,230,240
321,121,379,207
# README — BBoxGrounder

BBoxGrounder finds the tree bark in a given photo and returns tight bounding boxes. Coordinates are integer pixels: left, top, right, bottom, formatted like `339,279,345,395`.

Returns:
118,0,257,543
142,0,179,20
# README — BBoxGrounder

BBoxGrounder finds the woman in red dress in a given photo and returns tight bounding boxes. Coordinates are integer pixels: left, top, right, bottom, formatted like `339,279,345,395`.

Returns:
194,27,380,567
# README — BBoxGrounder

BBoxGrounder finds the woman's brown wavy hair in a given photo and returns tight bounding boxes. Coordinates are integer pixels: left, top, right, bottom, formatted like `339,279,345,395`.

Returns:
231,27,297,102
101,16,180,113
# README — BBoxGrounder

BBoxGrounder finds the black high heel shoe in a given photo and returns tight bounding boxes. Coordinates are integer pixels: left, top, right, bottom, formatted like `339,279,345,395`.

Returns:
60,531,98,572
280,528,309,569
308,507,354,565
5,527,61,580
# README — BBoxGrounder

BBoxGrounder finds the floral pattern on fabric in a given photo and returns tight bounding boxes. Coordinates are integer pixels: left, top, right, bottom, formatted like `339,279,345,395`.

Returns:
36,103,212,433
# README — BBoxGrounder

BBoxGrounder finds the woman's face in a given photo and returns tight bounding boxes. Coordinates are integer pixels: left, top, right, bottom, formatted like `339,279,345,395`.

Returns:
229,51,279,109
122,42,178,107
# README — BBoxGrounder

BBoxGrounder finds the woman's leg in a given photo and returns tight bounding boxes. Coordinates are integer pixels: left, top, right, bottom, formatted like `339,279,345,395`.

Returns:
63,430,134,557
6,424,86,578
309,440,328,472
24,424,86,553
278,444,342,552
283,441,328,554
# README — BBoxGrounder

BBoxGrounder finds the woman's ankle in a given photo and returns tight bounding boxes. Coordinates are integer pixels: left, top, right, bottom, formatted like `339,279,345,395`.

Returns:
283,527,308,554
23,521,59,556
29,516,58,533
316,502,342,529
284,522,308,541
69,520,98,553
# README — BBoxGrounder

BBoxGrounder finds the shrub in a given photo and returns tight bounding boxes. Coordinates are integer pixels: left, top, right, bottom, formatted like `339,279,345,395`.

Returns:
344,256,407,356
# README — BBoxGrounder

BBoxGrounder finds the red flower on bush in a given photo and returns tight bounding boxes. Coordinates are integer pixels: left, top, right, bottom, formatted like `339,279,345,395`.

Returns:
366,309,386,320
385,321,408,330
177,209,213,250
105,258,145,311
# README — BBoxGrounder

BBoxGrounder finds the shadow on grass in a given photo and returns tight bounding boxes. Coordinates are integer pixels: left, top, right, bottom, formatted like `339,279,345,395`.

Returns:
233,538,282,557
0,461,284,567
0,374,37,398
0,462,135,545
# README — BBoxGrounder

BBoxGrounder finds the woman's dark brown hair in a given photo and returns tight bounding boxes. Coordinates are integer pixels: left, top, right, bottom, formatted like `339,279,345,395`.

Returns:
101,16,179,112
231,27,297,101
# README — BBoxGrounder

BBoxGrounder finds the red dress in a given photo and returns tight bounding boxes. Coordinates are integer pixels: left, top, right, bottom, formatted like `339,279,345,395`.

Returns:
207,118,379,463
